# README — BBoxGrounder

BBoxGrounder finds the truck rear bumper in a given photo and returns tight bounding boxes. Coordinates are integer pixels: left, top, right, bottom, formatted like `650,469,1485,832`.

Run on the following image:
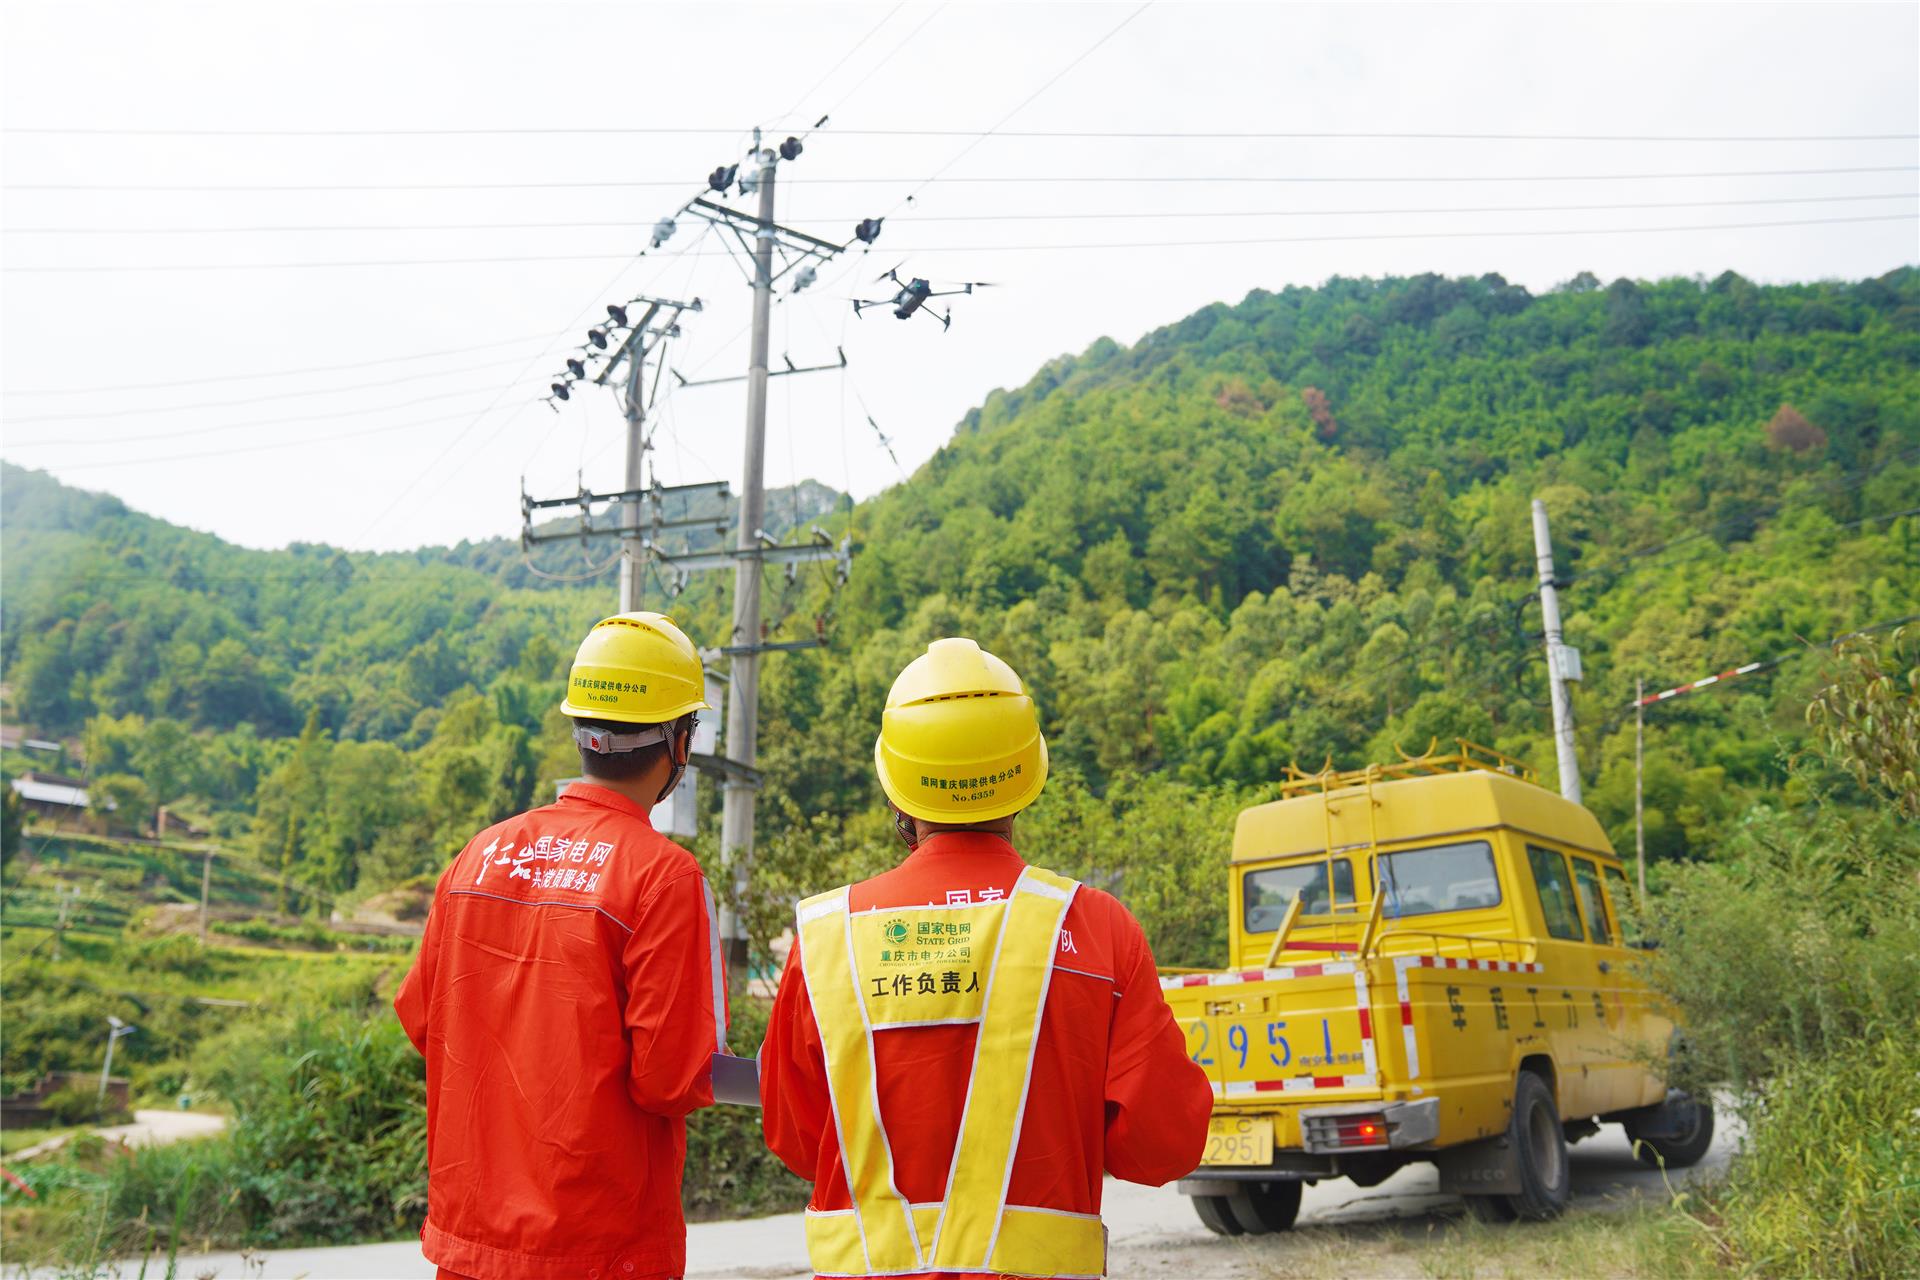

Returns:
1178,1099,1441,1192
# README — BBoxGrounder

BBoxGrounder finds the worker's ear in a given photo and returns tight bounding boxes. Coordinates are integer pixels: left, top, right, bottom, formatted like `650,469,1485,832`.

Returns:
672,715,695,766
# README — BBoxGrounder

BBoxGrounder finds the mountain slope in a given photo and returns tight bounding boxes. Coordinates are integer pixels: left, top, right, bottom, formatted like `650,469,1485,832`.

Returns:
3,269,1915,915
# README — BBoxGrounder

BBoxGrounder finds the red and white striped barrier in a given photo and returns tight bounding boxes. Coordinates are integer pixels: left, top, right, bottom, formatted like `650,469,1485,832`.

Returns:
1393,955,1543,1080
1632,660,1767,706
1161,960,1357,989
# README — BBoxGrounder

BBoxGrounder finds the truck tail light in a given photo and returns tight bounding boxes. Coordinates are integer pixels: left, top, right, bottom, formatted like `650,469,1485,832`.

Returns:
1302,1111,1390,1151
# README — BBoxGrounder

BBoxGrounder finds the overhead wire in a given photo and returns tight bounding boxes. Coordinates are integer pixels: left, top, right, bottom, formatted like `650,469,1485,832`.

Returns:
767,1,909,130
3,354,543,424
11,125,1914,143
15,191,1913,235
14,211,1913,273
6,384,523,447
16,403,536,472
1,331,559,396
11,165,1912,192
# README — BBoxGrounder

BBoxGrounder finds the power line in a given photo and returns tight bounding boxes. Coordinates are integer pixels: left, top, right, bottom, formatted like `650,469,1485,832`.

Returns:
1,332,558,396
6,385,528,446
892,1,1152,215
10,211,1913,274
17,404,535,472
2,355,537,423
9,165,1912,192
8,125,1916,142
770,1,910,127
15,191,1913,235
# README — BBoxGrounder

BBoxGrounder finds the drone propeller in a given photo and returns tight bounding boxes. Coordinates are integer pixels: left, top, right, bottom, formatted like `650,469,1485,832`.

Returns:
875,263,906,284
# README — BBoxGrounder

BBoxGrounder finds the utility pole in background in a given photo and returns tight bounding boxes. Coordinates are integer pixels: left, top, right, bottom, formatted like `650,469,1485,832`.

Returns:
716,144,778,977
1530,498,1583,804
1634,677,1646,897
200,848,213,944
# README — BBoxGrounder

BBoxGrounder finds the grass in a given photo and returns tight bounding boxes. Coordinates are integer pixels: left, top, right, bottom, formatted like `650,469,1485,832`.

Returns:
1112,1197,1715,1280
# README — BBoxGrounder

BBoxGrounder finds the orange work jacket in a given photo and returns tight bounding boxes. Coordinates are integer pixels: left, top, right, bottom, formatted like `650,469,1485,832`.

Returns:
759,831,1212,1280
395,782,726,1280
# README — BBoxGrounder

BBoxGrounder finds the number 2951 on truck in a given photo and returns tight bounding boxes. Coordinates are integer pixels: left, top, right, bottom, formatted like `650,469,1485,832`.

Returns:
1163,743,1713,1235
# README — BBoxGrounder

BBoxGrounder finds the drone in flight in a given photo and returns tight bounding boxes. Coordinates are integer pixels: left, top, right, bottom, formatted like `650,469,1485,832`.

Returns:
852,268,992,331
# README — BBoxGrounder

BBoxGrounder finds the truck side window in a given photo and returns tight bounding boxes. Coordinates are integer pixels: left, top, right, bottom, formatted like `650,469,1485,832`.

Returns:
1571,858,1615,945
1525,844,1587,942
1372,840,1501,917
1244,859,1353,932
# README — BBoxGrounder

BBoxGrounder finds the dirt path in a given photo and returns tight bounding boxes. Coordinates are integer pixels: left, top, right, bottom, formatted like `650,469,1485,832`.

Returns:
5,1109,227,1163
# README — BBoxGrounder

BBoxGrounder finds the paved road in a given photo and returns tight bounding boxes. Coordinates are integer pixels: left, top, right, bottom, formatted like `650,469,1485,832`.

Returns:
61,1118,1733,1280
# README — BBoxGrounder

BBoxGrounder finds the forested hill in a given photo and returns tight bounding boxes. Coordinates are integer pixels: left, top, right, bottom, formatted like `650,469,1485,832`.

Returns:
3,268,1916,915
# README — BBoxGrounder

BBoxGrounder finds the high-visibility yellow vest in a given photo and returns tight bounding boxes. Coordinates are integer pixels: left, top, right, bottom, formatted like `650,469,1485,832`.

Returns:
796,864,1105,1279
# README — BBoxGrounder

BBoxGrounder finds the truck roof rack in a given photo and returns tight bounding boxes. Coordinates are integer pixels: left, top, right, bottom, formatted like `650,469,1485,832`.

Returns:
1276,738,1538,798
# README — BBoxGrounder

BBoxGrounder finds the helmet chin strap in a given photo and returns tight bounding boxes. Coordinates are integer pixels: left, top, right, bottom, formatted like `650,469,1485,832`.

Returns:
893,808,920,849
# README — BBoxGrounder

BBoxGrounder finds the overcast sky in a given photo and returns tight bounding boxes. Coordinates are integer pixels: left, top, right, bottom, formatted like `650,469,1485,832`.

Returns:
3,1,1915,554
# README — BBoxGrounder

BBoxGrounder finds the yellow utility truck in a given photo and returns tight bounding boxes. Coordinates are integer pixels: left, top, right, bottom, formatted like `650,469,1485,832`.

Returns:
1165,744,1712,1233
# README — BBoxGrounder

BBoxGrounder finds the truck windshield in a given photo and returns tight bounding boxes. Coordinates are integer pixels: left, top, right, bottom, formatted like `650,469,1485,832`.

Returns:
1374,840,1501,917
1244,858,1353,931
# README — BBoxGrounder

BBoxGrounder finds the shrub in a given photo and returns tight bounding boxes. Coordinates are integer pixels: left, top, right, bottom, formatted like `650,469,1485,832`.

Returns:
1710,1029,1920,1278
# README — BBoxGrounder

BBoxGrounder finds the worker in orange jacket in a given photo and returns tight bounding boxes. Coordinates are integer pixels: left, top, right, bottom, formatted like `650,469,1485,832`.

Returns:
759,637,1213,1279
396,612,726,1280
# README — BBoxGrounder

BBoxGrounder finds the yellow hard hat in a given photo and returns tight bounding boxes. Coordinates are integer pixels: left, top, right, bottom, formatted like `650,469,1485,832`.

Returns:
559,611,711,725
874,637,1048,824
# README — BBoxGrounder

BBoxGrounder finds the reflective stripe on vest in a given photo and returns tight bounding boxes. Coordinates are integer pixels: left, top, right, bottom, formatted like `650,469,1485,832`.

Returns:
796,865,1104,1278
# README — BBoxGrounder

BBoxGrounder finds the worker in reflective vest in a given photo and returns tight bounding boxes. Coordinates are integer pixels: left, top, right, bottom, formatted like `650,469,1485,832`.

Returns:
396,612,726,1280
760,638,1212,1278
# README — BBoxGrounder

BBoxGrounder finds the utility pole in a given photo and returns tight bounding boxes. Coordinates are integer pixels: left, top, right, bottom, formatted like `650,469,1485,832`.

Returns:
1634,677,1646,898
1530,498,1583,804
717,144,779,979
199,848,214,944
618,345,649,613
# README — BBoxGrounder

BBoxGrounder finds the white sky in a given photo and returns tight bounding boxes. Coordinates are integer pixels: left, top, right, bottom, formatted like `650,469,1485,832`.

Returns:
2,1,1915,553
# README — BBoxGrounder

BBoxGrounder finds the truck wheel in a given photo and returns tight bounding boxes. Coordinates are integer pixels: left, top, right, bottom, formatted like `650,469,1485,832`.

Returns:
1191,1193,1243,1236
1505,1070,1571,1220
1626,1093,1715,1169
1226,1180,1301,1234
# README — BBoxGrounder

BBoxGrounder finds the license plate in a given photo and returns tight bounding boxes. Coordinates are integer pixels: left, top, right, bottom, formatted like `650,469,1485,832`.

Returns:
1201,1114,1273,1167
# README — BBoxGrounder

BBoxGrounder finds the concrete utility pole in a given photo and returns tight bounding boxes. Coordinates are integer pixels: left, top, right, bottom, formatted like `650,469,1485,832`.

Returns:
618,340,651,613
717,145,779,977
1634,677,1646,898
199,848,214,944
1530,498,1583,804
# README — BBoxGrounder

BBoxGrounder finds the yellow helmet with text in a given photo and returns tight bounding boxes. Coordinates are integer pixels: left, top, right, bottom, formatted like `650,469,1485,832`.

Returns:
559,611,710,725
874,637,1048,823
